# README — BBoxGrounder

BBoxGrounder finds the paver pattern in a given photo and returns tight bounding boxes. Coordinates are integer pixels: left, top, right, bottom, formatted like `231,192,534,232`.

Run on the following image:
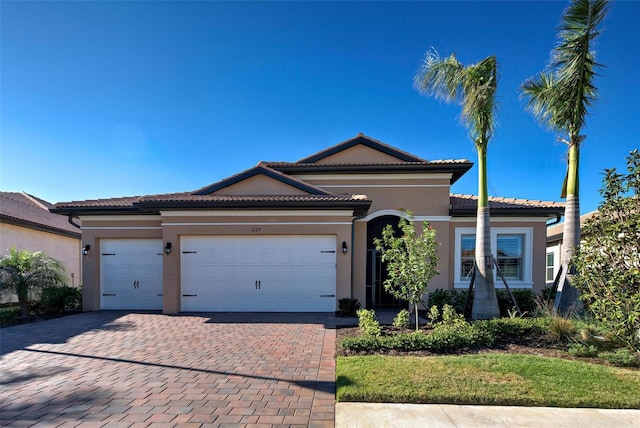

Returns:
1,312,336,427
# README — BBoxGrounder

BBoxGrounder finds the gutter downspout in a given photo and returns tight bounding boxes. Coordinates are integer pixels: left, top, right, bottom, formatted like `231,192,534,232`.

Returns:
546,215,562,227
68,215,81,229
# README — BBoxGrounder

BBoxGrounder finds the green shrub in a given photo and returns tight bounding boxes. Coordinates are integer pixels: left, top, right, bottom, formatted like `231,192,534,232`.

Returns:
568,343,600,358
38,286,82,313
572,150,640,351
392,309,410,328
340,322,493,353
357,309,381,336
0,306,22,327
340,334,384,352
476,317,548,342
427,289,468,313
496,289,537,317
428,304,466,328
425,323,493,352
441,304,466,326
338,298,361,317
602,349,640,368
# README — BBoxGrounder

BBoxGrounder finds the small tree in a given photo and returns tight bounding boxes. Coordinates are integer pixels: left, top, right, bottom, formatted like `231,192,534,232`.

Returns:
374,215,440,331
0,248,66,314
572,150,640,350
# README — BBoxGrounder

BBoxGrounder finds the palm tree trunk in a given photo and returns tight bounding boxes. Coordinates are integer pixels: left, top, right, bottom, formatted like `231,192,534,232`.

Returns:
556,141,581,313
472,145,500,319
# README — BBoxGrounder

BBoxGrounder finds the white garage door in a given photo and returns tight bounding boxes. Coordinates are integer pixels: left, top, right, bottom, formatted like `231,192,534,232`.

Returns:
100,239,163,310
181,235,336,312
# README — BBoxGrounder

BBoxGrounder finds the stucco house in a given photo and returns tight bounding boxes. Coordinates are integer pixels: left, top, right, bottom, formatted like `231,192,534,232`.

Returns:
0,192,82,291
52,134,564,313
545,210,597,288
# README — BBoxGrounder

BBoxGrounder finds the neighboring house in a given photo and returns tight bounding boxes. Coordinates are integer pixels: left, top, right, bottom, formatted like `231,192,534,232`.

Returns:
52,134,564,313
0,192,82,290
545,210,597,288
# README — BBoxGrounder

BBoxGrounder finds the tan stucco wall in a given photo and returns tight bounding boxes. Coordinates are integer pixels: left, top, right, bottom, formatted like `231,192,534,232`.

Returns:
304,176,452,216
312,144,408,164
214,175,310,196
0,223,81,287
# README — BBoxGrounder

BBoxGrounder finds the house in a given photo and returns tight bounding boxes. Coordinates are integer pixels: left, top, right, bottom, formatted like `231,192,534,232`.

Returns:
545,210,597,288
0,192,82,292
51,134,564,313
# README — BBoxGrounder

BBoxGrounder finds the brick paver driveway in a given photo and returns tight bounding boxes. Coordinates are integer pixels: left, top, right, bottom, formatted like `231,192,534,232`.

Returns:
0,312,336,427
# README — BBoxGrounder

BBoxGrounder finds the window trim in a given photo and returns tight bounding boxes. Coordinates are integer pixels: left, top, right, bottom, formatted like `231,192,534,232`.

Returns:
545,244,561,286
454,227,534,289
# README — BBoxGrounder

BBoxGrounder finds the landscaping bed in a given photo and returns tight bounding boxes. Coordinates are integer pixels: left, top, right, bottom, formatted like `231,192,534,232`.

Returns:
336,324,589,363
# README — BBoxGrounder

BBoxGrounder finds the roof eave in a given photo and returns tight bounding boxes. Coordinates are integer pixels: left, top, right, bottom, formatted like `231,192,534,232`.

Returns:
450,207,566,217
49,206,153,216
135,199,372,213
270,163,473,184
0,214,81,239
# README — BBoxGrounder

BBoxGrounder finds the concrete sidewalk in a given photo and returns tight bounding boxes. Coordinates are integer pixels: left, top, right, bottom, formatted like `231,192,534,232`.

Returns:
336,402,640,427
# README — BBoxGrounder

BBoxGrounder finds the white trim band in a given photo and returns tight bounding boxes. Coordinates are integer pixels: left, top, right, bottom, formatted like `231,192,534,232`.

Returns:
162,222,353,226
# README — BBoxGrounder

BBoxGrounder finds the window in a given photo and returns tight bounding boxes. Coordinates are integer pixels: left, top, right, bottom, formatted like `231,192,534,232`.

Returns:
461,234,475,279
496,234,524,280
454,227,533,288
546,252,555,282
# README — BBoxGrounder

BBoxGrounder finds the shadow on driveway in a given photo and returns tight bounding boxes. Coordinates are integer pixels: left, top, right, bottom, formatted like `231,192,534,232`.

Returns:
0,311,160,357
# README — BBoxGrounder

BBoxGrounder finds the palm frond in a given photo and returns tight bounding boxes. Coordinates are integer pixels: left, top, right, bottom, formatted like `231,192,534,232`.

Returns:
414,49,464,103
521,0,609,140
415,49,498,148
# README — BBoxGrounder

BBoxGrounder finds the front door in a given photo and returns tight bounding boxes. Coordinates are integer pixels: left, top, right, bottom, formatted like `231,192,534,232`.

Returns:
366,215,406,310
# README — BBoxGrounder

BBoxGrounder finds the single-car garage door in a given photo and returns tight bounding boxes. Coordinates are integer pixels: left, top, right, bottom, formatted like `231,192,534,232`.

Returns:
100,239,163,310
181,235,336,312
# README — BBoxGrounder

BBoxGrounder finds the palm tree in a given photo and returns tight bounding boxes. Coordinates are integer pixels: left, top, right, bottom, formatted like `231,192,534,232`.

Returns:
415,50,500,319
522,0,609,313
0,247,66,313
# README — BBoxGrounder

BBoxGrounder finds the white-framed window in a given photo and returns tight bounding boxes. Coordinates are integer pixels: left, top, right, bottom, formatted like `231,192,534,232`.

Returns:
545,244,560,286
454,227,533,288
546,252,555,282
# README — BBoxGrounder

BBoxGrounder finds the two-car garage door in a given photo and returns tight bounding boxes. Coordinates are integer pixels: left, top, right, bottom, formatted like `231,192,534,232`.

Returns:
181,235,337,312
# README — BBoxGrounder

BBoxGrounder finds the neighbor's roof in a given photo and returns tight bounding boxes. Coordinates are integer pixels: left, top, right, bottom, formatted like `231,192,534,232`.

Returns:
0,192,81,238
546,210,598,243
450,194,565,217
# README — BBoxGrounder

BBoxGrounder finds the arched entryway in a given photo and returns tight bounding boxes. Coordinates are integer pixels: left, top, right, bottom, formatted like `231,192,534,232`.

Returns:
365,214,407,310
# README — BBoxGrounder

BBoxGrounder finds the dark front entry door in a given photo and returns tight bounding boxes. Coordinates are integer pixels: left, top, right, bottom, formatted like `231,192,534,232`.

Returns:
366,214,408,310
366,248,403,309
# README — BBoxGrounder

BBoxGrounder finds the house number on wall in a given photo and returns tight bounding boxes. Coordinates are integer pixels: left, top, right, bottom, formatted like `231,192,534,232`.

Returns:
251,227,262,233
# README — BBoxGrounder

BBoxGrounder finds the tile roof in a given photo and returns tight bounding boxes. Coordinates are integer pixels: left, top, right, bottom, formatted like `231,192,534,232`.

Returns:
53,192,372,215
193,165,334,196
296,133,427,163
546,210,598,242
53,196,142,209
264,160,473,184
450,194,565,216
0,192,81,238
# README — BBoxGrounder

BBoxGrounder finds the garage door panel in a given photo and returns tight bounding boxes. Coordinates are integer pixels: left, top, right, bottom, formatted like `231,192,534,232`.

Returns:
181,235,336,312
100,239,163,310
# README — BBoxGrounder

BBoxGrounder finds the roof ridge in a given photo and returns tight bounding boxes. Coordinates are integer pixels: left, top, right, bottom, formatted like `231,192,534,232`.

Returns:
295,134,427,163
192,164,334,196
22,192,53,210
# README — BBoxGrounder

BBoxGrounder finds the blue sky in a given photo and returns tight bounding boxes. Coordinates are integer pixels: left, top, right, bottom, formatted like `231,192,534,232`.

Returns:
1,1,638,215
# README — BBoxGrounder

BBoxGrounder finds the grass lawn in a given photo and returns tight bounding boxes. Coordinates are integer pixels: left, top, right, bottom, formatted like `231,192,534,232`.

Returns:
337,354,640,409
